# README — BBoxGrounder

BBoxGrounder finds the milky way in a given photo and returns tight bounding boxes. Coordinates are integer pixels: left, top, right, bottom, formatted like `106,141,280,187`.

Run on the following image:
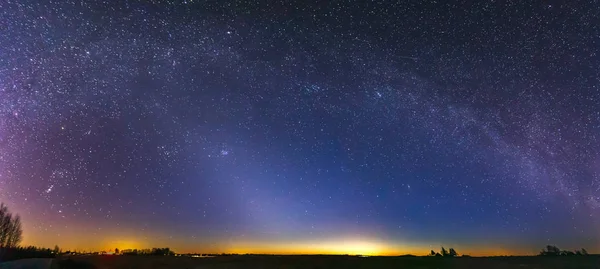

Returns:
1,0,599,255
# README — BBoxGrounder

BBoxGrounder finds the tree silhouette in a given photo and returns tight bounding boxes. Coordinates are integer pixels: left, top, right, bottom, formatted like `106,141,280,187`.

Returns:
441,247,448,257
561,250,575,256
0,203,23,247
115,248,120,254
538,245,589,256
448,248,458,257
539,245,588,256
0,205,11,246
151,248,174,256
540,245,561,256
53,245,61,254
122,248,174,256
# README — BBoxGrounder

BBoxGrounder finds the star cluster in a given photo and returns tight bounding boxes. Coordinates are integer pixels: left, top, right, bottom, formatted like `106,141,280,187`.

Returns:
1,0,599,255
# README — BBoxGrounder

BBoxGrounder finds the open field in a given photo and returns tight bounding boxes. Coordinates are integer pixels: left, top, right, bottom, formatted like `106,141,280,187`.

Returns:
53,255,600,269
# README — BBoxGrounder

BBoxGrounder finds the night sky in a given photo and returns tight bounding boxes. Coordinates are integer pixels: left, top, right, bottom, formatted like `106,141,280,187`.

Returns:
1,0,599,256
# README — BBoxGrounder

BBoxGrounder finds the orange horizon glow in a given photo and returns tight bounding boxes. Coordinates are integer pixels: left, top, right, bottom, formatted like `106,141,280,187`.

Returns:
15,205,594,258
21,230,548,257
222,241,529,257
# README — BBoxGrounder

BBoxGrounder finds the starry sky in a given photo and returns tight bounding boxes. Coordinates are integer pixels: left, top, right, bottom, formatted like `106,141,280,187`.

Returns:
1,0,599,256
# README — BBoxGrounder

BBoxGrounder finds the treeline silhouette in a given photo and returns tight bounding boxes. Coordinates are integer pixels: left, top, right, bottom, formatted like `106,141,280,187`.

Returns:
539,245,589,256
425,245,593,257
0,246,57,262
121,248,175,256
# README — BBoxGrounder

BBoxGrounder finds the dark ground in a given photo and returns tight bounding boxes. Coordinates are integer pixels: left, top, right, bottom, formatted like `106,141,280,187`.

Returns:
0,259,53,269
52,255,600,269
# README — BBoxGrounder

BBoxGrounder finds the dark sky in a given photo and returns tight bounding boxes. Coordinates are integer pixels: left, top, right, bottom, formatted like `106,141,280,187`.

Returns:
1,0,599,255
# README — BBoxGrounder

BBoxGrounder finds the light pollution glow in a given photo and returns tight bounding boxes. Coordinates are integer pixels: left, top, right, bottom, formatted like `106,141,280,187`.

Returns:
21,225,530,257
12,199,593,256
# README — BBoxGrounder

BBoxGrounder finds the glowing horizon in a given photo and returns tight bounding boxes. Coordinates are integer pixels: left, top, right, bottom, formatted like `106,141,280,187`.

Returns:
20,227,557,257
